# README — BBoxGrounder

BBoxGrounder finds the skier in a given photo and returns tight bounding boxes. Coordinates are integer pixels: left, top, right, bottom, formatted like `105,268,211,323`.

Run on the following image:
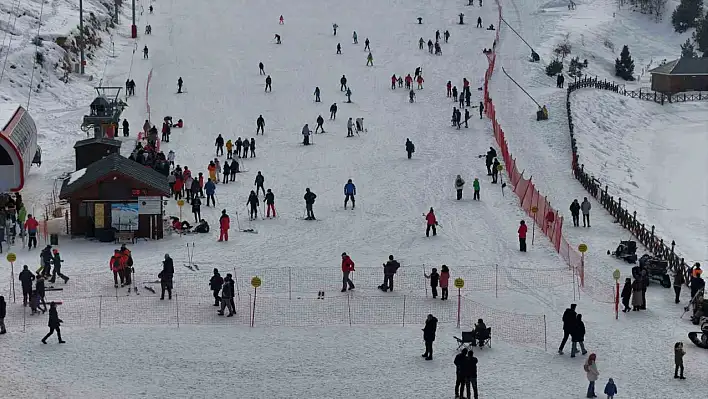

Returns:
210,268,223,306
222,161,230,184
341,252,355,292
159,254,174,300
409,89,416,103
444,30,450,43
177,77,183,93
398,76,403,88
405,138,415,159
247,191,260,220
425,267,440,298
242,138,250,159
344,179,356,209
355,117,364,133
518,220,528,252
485,147,497,175
19,265,35,306
491,158,500,183
422,314,438,360
304,188,317,220
279,15,284,24
333,23,338,35
264,189,276,218
405,74,413,89
145,24,151,34
447,81,452,97
161,120,171,143
428,39,434,53
382,255,400,291
340,75,347,91
315,115,325,133
345,87,352,103
49,249,69,284
477,16,483,28
391,74,397,90
218,210,230,241
110,249,125,288
302,124,312,145
465,89,472,107
41,302,65,344
347,118,354,137
265,75,272,92
218,274,235,316
558,303,577,354
473,178,480,200
225,140,233,159
256,115,265,135
122,119,129,137
570,313,587,357
336,43,342,54
364,38,370,51
455,349,469,398
455,175,465,200
417,74,424,89
479,101,484,118
556,74,565,88
425,208,438,237
274,34,281,44
435,30,440,41
205,178,216,207
419,37,425,50
581,197,591,227
452,86,459,102
255,171,265,196
259,61,265,75
352,31,358,44
250,138,256,157
215,134,225,156
149,4,153,13
314,86,321,102
366,52,373,66
40,245,52,277
230,160,239,181
570,199,581,227
464,109,470,128
434,42,442,55
192,196,202,223
143,45,148,59
235,137,243,158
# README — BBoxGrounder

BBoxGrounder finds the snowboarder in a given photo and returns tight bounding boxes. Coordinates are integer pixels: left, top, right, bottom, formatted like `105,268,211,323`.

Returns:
570,314,587,357
122,119,129,137
256,115,265,135
302,124,312,145
477,16,483,28
274,34,281,44
444,30,450,43
314,86,321,102
345,87,352,103
485,147,497,175
366,52,373,66
455,175,465,200
353,31,358,44
159,254,174,300
149,4,153,13
255,171,265,196
143,45,148,59
330,103,338,120
581,197,591,227
425,267,440,298
205,179,216,207
422,314,438,360
333,23,338,35
473,178,480,200
336,43,342,54
304,188,317,220
344,179,356,209
558,303,577,354
674,342,686,379
265,75,272,92
218,210,230,242
341,252,355,292
340,75,347,91
41,302,65,344
570,199,581,227
459,13,465,24
315,115,325,133
518,220,528,252
409,89,416,103
259,62,265,75
382,255,400,291
405,138,415,159
247,191,259,220
425,208,438,237
210,268,223,306
264,189,276,218
215,134,224,156
364,38,370,51
177,77,183,93
347,118,354,137
49,249,69,284
434,42,442,55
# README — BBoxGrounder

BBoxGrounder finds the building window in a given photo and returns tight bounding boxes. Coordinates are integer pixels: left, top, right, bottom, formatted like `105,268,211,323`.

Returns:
0,146,12,165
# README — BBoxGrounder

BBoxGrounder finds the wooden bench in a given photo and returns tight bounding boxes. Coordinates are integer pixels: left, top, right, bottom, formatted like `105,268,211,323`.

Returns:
115,231,135,244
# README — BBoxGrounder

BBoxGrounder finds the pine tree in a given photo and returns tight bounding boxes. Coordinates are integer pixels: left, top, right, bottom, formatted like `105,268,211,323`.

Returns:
694,11,708,55
615,45,636,81
672,0,704,33
681,38,698,57
545,58,564,76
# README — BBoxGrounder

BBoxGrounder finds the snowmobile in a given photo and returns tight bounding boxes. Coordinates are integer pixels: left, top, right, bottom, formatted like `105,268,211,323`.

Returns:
638,254,671,288
608,240,637,264
688,316,708,349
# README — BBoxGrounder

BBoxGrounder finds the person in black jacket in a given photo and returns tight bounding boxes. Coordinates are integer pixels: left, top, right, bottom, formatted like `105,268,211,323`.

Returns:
381,255,400,291
215,134,225,156
454,348,469,398
222,161,230,184
255,172,265,196
485,147,497,175
247,191,260,220
405,138,415,159
49,248,69,284
256,115,265,135
570,313,587,357
0,295,6,334
465,350,479,399
19,265,35,306
36,274,47,313
621,277,632,312
422,313,438,360
425,268,440,298
218,274,236,316
569,199,581,227
192,196,202,223
159,254,174,300
209,268,223,306
558,303,577,355
40,245,52,277
304,188,317,220
41,302,65,344
122,119,130,137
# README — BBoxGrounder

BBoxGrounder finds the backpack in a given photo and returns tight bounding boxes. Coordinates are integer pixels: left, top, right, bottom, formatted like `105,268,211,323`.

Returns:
583,363,589,372
127,255,134,267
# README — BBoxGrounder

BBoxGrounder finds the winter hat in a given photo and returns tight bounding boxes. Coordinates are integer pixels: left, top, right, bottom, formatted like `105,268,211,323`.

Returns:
341,252,347,257
389,255,394,260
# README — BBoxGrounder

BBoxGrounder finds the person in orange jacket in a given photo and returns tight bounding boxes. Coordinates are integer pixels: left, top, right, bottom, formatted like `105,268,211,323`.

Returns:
208,161,217,183
110,250,125,288
425,208,437,237
341,252,355,292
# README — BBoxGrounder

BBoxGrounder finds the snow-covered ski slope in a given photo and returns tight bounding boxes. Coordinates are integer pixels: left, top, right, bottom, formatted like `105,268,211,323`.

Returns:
489,0,704,274
2,0,708,397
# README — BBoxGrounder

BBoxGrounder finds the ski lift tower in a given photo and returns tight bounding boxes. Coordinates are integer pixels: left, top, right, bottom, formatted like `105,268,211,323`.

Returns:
81,86,127,138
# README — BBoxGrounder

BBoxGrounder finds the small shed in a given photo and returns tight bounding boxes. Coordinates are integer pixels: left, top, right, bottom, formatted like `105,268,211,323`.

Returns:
649,58,708,94
59,154,169,242
74,137,122,170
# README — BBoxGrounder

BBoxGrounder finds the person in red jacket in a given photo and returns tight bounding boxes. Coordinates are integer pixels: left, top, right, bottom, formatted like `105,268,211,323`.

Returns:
110,249,125,287
405,74,413,89
173,176,184,200
24,214,40,249
545,210,555,232
446,81,452,97
391,74,397,90
218,210,230,242
425,208,438,237
341,252,355,292
518,220,528,252
416,75,425,89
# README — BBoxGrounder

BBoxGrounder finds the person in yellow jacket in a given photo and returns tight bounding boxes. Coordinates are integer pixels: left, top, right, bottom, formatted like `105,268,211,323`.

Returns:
225,140,233,159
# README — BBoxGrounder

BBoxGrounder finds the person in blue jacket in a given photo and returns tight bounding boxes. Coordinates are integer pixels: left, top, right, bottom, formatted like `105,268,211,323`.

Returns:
204,179,216,207
344,179,356,209
603,378,617,398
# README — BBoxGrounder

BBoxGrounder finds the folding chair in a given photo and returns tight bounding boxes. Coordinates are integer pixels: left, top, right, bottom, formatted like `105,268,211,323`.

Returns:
477,327,492,349
454,331,476,350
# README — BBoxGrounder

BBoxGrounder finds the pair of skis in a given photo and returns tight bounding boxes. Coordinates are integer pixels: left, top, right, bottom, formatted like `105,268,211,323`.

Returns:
184,242,200,271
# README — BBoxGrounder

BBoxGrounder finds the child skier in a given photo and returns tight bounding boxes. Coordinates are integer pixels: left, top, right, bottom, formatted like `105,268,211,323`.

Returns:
425,268,440,298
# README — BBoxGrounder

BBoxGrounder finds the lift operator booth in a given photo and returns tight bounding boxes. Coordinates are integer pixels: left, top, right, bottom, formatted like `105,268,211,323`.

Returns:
0,104,39,193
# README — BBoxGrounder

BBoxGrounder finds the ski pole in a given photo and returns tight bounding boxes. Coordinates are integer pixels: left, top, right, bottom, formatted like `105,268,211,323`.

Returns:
235,211,241,230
